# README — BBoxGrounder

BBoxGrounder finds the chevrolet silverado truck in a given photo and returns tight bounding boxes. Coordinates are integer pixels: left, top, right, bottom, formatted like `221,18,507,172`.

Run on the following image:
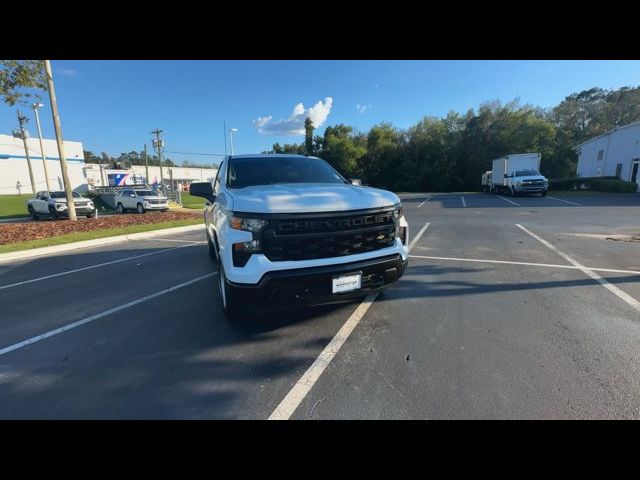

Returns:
490,153,549,196
189,154,409,320
27,190,95,220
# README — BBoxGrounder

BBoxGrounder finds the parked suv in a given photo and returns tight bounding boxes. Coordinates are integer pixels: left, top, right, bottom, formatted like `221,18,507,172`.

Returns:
189,154,409,320
26,191,95,220
114,188,169,214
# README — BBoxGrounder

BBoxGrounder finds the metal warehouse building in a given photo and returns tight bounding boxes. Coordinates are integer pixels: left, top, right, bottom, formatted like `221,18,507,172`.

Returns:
574,122,640,190
0,133,86,195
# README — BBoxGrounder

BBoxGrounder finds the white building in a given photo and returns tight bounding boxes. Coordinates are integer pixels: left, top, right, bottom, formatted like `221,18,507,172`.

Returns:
574,122,640,190
83,164,218,191
0,133,87,195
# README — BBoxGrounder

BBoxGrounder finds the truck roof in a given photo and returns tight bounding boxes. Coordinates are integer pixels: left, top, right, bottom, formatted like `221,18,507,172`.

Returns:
229,154,318,160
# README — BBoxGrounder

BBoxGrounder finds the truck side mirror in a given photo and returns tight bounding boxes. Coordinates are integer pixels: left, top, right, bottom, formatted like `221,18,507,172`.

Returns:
190,182,216,203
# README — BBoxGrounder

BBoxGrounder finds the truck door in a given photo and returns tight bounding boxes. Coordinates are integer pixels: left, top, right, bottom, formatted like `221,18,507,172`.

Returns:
35,192,48,213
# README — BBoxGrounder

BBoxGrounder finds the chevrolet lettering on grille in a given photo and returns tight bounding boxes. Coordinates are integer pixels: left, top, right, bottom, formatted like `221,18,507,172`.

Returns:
277,214,393,232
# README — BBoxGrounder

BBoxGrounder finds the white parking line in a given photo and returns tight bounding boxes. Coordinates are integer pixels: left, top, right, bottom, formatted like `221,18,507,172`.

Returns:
0,242,201,292
408,222,431,251
545,196,582,206
409,254,640,276
0,272,217,357
497,195,520,206
143,238,205,244
417,197,432,208
269,221,431,420
516,224,640,313
461,196,467,208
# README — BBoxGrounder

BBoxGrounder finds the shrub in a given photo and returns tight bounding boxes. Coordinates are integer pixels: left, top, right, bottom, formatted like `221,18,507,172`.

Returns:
548,176,637,193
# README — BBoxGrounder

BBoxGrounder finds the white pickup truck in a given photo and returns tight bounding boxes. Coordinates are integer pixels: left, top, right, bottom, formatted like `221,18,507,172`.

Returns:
490,153,548,196
26,191,95,220
189,154,409,321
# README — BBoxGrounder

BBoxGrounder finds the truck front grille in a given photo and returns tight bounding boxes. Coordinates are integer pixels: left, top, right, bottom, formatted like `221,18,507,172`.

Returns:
262,210,397,262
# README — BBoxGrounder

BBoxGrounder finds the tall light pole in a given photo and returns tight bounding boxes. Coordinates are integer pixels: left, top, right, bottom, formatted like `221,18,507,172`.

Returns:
229,128,238,155
31,103,52,191
44,60,77,221
144,143,150,185
223,121,227,155
151,129,164,186
15,111,36,195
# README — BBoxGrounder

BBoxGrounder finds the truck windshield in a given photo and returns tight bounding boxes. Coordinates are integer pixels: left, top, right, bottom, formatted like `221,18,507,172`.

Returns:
134,191,156,196
227,156,347,188
50,192,80,198
515,169,540,177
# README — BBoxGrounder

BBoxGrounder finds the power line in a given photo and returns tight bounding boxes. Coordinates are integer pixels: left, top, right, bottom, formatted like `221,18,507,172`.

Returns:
163,150,226,157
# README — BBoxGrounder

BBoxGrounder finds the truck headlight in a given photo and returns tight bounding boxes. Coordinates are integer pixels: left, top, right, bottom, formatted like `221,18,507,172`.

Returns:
230,214,268,267
394,205,407,245
230,216,268,232
56,203,67,210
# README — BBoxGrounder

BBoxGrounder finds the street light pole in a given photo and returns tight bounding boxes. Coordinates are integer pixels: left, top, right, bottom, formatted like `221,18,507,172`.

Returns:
151,129,164,186
44,60,77,221
16,111,36,195
31,103,52,191
144,143,150,185
229,128,238,155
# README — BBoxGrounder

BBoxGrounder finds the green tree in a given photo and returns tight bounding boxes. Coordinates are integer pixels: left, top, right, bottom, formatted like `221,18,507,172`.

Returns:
0,60,47,106
304,117,314,155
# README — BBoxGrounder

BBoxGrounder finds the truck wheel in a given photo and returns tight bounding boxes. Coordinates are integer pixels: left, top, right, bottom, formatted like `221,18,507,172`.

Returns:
510,188,516,197
116,203,124,214
28,206,39,220
206,229,217,261
49,206,60,220
217,262,245,322
541,190,548,197
136,203,145,214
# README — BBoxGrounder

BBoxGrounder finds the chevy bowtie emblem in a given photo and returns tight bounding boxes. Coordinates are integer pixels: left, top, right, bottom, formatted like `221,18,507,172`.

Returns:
376,234,385,240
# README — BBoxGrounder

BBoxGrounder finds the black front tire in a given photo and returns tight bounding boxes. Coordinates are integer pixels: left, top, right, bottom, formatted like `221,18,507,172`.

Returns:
116,203,124,214
217,261,245,322
49,207,60,220
136,203,145,214
206,229,217,261
541,190,548,197
28,206,38,220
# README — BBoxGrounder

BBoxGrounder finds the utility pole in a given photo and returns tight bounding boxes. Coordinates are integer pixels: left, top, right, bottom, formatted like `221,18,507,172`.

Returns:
151,129,164,186
144,143,150,185
15,111,36,195
44,60,77,220
31,103,52,191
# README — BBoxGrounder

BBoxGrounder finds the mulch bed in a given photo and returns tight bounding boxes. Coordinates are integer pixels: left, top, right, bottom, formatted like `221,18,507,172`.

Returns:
0,211,201,245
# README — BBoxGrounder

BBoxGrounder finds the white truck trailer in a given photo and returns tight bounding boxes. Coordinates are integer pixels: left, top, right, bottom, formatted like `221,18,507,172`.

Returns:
490,153,548,196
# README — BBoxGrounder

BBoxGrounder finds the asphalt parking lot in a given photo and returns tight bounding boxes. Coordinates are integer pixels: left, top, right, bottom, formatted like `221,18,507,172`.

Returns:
1,192,639,419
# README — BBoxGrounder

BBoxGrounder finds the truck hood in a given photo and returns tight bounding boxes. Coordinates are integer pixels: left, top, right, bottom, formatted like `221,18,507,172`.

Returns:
229,183,400,213
139,196,167,201
54,198,91,204
514,175,547,182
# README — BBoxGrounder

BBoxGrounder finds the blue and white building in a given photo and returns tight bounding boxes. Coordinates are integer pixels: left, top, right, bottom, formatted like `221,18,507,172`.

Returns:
0,133,87,194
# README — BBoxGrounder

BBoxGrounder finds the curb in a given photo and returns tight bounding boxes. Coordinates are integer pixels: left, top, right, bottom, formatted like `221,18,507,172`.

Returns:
0,224,205,264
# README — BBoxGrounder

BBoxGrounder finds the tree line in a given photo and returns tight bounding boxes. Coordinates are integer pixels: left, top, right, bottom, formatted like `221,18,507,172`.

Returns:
265,86,640,192
82,150,218,170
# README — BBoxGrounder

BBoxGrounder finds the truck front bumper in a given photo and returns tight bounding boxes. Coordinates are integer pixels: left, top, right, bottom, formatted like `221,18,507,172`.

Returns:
226,254,407,308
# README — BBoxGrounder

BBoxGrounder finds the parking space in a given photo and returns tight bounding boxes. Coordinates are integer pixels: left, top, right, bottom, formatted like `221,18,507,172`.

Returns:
1,192,639,418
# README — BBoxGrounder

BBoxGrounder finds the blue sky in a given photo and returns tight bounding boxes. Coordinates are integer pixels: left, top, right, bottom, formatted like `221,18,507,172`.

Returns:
2,60,639,166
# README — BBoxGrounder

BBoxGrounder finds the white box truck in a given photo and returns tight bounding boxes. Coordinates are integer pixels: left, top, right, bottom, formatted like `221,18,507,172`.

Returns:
481,170,492,193
490,153,548,197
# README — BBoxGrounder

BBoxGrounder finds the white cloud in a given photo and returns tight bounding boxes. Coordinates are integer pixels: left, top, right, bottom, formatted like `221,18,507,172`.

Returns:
58,68,79,76
356,104,372,114
253,97,333,135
